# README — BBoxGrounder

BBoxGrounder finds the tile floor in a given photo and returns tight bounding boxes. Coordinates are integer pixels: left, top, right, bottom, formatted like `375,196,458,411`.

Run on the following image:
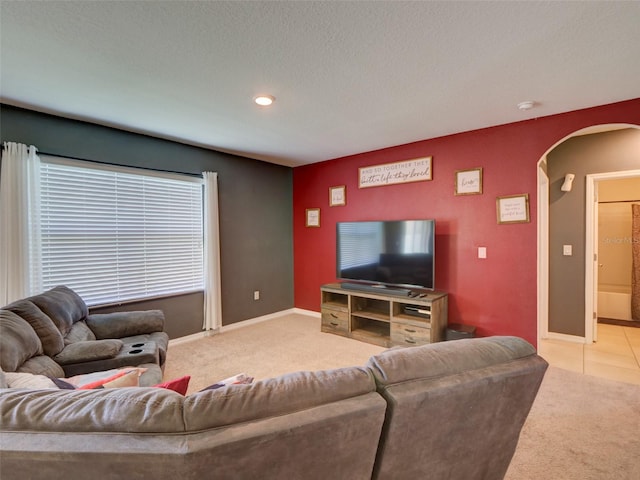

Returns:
538,323,640,385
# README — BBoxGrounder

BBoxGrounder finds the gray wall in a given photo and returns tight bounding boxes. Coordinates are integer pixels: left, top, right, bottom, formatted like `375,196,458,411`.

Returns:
547,128,640,336
1,104,294,338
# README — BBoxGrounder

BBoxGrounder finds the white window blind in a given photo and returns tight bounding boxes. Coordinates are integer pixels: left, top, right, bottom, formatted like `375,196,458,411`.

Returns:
35,156,204,306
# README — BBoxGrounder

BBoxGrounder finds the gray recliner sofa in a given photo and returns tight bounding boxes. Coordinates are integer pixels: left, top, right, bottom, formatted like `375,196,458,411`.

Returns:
0,336,547,480
0,286,169,385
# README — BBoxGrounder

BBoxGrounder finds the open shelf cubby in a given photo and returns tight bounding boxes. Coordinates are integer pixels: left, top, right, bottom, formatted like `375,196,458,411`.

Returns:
320,283,448,348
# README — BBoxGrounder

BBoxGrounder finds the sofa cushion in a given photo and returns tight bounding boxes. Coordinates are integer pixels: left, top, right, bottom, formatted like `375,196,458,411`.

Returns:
28,286,88,337
17,355,65,378
0,387,186,433
87,310,165,340
367,336,537,387
53,339,123,365
3,301,65,356
60,339,159,378
64,321,96,344
184,366,376,431
0,309,44,372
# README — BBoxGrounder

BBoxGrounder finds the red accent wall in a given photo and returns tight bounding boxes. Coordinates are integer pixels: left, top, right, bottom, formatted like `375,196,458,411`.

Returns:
293,99,640,346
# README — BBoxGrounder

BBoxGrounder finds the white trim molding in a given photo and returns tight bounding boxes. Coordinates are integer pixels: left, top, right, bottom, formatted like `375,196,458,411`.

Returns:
168,308,320,346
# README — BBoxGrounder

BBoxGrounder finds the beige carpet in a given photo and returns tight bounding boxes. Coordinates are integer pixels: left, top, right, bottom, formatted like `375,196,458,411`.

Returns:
164,313,640,480
163,313,385,393
505,367,640,480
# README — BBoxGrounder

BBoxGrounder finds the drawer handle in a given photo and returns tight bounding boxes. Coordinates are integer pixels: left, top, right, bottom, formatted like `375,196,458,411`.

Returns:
404,328,416,333
330,313,338,319
330,322,339,326
405,339,416,344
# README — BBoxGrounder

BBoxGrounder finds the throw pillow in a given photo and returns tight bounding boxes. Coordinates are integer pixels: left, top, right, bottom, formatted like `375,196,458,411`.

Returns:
84,369,140,389
64,367,147,388
77,369,129,389
76,368,144,389
153,375,191,395
5,371,58,389
199,373,254,392
50,377,76,389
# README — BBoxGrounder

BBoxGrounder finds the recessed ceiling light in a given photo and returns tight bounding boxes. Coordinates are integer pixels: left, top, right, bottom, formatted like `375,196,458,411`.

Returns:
517,100,536,111
254,94,275,106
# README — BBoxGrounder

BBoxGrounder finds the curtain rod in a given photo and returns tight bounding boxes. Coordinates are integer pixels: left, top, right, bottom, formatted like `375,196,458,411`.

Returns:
2,145,203,178
598,199,640,203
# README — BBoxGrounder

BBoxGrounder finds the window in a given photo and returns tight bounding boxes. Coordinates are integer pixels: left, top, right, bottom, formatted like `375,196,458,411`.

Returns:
34,156,204,306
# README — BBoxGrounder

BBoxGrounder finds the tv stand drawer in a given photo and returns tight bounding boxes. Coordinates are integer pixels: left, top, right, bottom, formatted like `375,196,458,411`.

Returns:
391,321,430,346
321,309,349,334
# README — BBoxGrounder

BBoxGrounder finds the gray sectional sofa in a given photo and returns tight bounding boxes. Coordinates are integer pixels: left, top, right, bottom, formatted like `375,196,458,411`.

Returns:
0,286,169,385
0,335,547,480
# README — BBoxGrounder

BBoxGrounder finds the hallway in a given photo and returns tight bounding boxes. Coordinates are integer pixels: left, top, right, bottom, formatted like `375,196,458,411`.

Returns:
539,323,640,385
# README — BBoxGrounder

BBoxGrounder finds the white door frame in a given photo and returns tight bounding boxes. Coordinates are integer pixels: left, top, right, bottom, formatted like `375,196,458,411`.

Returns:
537,160,549,341
537,124,638,345
585,169,640,343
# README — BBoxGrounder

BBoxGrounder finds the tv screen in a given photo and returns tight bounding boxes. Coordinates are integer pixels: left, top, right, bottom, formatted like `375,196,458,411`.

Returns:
336,219,435,290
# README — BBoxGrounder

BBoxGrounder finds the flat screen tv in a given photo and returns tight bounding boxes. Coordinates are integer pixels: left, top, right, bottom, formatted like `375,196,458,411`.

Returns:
336,219,435,291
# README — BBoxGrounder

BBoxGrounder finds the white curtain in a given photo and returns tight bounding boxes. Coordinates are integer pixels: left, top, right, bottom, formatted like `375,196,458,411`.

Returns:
0,142,41,306
203,171,222,331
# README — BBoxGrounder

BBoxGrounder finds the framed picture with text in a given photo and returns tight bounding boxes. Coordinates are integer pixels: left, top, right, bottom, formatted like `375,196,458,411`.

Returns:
455,168,482,195
306,208,320,227
329,185,346,206
497,194,530,224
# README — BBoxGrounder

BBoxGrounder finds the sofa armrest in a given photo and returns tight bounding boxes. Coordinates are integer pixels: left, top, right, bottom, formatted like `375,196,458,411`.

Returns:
53,340,123,365
86,310,165,340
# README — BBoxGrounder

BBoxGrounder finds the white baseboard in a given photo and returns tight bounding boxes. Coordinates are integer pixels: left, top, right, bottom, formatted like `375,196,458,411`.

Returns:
220,309,292,332
292,307,320,318
542,331,587,344
168,307,320,346
168,331,207,346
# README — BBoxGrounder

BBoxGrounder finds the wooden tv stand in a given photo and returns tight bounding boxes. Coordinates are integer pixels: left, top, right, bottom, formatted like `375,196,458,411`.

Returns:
320,283,448,348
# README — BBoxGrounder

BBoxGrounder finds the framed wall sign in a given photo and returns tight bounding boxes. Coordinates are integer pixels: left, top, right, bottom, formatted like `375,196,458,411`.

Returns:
496,194,530,224
358,156,432,188
329,185,346,206
455,168,483,195
306,208,320,227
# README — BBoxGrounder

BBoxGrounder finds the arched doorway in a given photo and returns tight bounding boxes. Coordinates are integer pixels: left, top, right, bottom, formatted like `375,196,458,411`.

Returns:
537,124,640,345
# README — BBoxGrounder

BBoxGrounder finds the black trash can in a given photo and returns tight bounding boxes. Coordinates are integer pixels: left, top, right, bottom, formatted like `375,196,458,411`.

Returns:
446,323,476,341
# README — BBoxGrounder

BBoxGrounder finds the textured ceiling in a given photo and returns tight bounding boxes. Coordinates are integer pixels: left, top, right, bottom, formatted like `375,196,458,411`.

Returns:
1,1,639,167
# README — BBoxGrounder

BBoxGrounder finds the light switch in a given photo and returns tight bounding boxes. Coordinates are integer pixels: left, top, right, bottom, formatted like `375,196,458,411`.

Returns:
478,247,487,259
563,245,572,256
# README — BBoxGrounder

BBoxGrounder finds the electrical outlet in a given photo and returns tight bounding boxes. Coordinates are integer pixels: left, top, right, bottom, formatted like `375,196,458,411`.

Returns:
254,290,260,301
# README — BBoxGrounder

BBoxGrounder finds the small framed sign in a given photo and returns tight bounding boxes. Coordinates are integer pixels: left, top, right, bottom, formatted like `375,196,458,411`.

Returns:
306,208,320,227
329,185,346,206
496,194,530,224
455,168,483,195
